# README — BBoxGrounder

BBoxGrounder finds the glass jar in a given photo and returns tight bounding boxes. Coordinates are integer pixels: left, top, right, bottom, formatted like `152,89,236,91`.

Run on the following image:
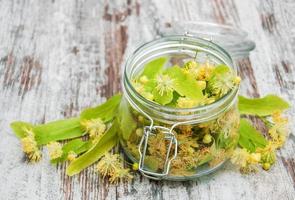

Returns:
119,35,240,181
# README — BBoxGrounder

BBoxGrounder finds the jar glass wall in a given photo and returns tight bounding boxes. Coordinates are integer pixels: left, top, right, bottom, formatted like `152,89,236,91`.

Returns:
119,36,240,181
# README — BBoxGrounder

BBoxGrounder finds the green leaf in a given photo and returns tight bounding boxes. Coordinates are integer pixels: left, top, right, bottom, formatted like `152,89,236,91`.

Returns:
51,139,91,164
34,118,85,145
66,121,118,176
117,98,137,140
238,119,268,152
80,94,122,121
140,57,167,79
238,95,290,116
10,121,34,138
152,89,173,105
165,66,203,100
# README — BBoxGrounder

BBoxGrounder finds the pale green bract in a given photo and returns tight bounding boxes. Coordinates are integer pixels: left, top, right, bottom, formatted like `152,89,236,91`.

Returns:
10,121,34,138
34,118,85,145
117,98,137,140
66,121,119,176
51,139,91,164
238,95,290,116
80,94,122,121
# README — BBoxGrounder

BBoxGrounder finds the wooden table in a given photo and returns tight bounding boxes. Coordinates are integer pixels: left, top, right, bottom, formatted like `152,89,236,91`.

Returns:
0,0,294,199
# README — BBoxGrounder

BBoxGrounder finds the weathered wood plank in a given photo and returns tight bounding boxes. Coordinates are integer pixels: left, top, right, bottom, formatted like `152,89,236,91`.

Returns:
0,0,294,200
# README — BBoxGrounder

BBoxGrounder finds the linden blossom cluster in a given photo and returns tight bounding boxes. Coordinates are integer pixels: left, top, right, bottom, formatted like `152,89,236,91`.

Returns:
132,58,241,108
9,55,291,182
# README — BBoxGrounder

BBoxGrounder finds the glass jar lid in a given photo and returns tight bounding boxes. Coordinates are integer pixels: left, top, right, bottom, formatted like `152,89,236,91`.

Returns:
159,21,255,58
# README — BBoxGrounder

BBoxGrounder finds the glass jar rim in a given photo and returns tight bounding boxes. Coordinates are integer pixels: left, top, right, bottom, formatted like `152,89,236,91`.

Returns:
123,35,239,123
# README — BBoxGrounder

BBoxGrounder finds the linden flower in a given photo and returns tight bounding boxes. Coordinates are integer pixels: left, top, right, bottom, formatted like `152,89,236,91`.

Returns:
233,76,241,85
139,75,149,84
177,97,199,108
256,142,277,170
231,148,261,173
155,74,174,96
21,136,38,154
96,153,133,183
28,150,42,163
183,61,199,77
109,168,133,184
268,111,289,148
196,65,214,81
67,151,77,161
81,118,106,138
20,127,42,163
47,142,63,160
209,74,235,97
96,153,121,177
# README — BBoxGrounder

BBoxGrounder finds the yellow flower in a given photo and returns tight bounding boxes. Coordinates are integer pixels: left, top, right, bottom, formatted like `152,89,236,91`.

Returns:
67,151,77,161
109,168,133,184
272,111,288,124
256,142,277,168
28,150,42,163
231,148,249,168
20,128,42,163
96,153,133,183
248,153,261,164
96,153,121,177
177,97,199,108
139,75,149,84
268,111,289,148
196,64,214,81
47,142,63,160
81,118,106,138
21,136,38,154
233,76,241,85
155,74,174,96
132,163,139,171
202,134,212,144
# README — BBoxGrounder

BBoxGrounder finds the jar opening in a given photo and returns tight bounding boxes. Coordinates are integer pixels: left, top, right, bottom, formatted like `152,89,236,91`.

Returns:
123,35,239,124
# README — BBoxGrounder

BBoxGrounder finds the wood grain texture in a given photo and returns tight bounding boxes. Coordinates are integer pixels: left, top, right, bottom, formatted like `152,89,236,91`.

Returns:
0,0,294,199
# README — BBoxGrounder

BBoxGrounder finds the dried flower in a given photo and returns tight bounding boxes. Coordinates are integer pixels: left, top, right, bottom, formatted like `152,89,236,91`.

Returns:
81,118,106,138
177,97,199,108
109,168,133,183
256,142,277,170
231,148,261,173
268,111,289,148
203,134,212,144
47,142,63,160
96,153,133,183
196,64,214,81
155,74,174,96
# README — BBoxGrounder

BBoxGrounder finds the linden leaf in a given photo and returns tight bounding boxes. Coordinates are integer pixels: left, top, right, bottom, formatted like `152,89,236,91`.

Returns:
164,66,203,100
10,121,34,138
80,94,122,121
238,95,290,116
238,119,268,152
66,121,118,176
34,118,85,145
152,88,173,105
117,98,137,140
140,57,167,79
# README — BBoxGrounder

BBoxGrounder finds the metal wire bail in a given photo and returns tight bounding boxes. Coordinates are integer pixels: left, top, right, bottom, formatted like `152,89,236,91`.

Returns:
138,125,178,180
